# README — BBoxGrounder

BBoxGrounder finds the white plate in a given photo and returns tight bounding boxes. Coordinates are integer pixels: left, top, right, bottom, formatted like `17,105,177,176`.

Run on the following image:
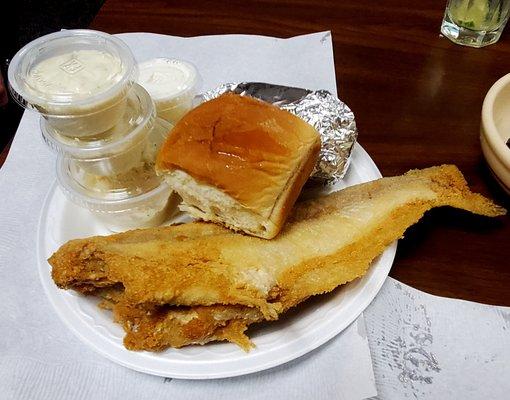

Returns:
37,143,396,379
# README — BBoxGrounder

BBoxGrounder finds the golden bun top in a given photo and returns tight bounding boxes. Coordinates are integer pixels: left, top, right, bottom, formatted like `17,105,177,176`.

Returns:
156,93,321,212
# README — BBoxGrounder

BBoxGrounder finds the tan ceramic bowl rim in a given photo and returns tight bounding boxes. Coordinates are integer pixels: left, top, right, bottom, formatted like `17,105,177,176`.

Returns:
481,73,510,168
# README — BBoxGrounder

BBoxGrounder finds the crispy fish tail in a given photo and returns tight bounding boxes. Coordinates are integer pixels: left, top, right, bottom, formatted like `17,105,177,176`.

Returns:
406,165,505,217
276,165,505,309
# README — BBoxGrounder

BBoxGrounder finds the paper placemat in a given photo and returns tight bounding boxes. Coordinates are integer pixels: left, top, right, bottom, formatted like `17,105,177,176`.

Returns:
0,31,377,400
366,278,510,400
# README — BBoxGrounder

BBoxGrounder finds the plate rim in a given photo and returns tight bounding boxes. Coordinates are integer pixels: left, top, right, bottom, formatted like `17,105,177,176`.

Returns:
37,143,397,379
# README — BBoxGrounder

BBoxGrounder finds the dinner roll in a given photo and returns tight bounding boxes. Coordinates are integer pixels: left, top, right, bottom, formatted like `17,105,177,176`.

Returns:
156,93,321,239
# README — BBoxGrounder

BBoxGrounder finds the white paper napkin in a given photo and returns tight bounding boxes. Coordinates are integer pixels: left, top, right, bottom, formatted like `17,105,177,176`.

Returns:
0,32,377,400
365,277,510,400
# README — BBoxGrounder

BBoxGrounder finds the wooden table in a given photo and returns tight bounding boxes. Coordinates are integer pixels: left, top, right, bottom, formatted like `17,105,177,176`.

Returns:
3,0,509,305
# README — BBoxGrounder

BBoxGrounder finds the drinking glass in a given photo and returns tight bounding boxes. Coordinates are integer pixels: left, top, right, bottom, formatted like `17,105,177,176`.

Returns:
441,0,510,47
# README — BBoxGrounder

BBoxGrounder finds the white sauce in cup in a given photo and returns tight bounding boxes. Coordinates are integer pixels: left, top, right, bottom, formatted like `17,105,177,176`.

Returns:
8,30,138,138
26,50,124,99
137,58,200,123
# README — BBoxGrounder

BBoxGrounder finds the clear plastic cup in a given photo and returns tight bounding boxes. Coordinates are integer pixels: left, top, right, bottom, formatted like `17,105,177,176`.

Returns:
8,29,138,138
41,84,167,176
64,116,172,190
56,117,177,232
137,58,200,124
57,159,178,232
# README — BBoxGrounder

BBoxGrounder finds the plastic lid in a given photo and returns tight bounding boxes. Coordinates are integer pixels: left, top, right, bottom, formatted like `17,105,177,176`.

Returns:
137,58,199,101
8,29,137,113
41,84,156,159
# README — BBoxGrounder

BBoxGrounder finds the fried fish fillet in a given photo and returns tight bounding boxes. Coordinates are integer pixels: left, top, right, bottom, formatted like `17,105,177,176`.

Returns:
50,165,504,350
95,287,261,351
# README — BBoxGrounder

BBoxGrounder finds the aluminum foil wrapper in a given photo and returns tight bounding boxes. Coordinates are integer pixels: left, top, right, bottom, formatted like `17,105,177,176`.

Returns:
199,82,358,181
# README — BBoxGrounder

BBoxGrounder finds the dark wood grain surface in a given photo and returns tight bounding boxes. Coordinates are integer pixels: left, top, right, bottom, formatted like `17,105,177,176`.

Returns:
4,0,509,305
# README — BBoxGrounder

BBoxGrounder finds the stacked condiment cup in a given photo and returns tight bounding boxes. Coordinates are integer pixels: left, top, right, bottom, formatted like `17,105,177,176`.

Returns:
137,58,200,124
8,29,178,231
8,29,138,138
43,84,176,232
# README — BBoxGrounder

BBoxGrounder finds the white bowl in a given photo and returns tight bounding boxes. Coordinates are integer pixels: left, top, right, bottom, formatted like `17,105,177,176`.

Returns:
481,73,510,194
